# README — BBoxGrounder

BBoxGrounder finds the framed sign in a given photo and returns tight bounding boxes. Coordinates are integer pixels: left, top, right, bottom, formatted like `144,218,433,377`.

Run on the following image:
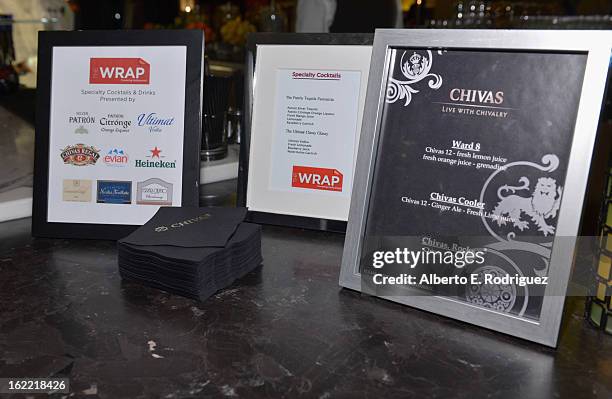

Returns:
340,29,611,347
33,30,204,240
237,33,373,232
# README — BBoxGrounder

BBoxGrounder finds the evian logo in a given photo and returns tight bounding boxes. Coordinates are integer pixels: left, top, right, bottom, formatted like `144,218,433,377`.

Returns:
89,58,150,84
103,148,129,167
450,88,504,105
292,166,343,192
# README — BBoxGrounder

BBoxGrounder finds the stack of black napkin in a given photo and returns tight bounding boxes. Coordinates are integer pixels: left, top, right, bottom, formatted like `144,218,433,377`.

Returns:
118,207,262,301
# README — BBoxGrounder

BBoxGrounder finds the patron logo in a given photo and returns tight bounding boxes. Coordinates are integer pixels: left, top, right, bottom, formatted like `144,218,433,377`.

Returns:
134,147,176,168
60,144,100,166
68,111,95,134
62,179,92,202
136,178,173,205
68,111,95,125
136,112,175,133
292,166,343,192
103,148,129,167
154,213,211,232
100,113,131,133
96,180,132,204
89,58,150,84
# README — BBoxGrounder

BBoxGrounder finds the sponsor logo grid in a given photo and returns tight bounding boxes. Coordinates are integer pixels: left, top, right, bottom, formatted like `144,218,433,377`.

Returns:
58,56,178,206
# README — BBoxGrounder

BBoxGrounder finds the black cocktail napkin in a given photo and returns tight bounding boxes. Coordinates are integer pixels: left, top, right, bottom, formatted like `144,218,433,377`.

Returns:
117,207,262,301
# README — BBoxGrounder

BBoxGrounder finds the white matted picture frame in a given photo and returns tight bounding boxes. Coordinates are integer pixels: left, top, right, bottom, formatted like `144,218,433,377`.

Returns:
237,33,373,232
339,29,612,347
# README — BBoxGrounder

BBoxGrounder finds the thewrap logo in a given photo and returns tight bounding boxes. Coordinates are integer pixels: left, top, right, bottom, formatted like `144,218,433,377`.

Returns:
134,147,176,169
136,113,175,133
89,58,150,84
60,144,100,166
154,214,211,233
292,166,343,192
103,148,129,167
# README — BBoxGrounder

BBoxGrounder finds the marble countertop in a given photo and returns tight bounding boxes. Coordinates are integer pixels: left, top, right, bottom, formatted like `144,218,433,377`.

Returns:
0,217,610,398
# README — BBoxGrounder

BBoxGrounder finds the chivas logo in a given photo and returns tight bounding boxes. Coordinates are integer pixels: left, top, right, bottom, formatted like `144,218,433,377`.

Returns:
386,50,443,106
103,148,129,167
89,58,150,84
60,144,100,166
450,88,504,105
404,52,425,77
292,166,343,192
154,214,211,233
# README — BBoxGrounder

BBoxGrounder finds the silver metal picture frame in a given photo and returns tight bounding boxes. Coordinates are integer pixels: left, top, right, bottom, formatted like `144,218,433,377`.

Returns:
339,29,612,347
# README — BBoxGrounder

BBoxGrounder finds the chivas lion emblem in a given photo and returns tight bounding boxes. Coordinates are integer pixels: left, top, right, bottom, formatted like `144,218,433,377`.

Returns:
402,52,426,78
492,176,562,236
60,144,100,166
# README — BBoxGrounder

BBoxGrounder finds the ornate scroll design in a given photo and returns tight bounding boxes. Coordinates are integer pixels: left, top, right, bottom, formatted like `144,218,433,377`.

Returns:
385,50,443,106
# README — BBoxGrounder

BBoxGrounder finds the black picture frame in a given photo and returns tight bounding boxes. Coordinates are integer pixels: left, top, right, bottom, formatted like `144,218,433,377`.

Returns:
237,33,373,233
33,30,204,240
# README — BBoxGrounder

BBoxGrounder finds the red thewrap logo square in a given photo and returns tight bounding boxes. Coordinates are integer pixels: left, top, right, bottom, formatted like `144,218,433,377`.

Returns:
292,166,343,192
89,58,150,84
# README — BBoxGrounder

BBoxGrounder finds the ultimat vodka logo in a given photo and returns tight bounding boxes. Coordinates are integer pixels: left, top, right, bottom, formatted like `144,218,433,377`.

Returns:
89,58,150,84
292,166,343,192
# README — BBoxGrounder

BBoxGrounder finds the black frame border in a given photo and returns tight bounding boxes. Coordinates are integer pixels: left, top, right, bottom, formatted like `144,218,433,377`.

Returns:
237,32,373,233
33,30,204,240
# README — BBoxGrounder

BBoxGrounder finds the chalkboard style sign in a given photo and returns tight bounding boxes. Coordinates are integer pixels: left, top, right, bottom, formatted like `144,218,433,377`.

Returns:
237,33,373,232
33,30,204,240
339,29,612,347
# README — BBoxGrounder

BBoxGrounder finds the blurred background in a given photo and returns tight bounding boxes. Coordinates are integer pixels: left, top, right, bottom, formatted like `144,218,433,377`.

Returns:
0,0,610,216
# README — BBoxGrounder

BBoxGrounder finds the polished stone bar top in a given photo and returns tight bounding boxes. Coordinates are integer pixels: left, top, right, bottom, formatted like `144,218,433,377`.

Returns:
0,218,610,398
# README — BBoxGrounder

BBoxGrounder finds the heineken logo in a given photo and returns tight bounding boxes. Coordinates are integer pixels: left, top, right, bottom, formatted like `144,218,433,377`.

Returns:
135,159,176,168
135,147,176,168
60,144,100,166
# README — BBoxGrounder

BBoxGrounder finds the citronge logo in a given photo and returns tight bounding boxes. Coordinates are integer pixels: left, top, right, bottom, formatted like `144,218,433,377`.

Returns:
292,166,343,192
89,58,150,84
